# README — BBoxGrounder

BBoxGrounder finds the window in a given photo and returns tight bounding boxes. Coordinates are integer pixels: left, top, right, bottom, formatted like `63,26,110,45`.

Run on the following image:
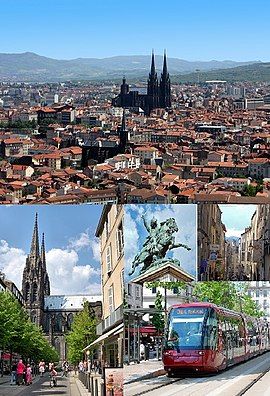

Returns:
108,285,114,313
135,286,141,299
25,283,30,301
116,223,124,257
105,216,111,240
32,283,38,302
106,244,112,273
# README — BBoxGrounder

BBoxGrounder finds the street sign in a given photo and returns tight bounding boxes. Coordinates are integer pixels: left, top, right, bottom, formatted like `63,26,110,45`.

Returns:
209,252,218,260
210,244,219,251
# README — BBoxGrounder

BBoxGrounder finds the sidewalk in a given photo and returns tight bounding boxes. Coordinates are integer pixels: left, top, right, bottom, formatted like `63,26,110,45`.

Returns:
0,375,10,386
71,372,89,396
124,359,166,384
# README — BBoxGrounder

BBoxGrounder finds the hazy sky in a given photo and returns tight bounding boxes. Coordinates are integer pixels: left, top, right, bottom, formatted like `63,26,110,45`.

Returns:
0,0,269,61
0,205,102,295
125,204,197,282
220,205,257,238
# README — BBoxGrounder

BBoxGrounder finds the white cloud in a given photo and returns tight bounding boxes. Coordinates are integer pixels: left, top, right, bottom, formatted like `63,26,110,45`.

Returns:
89,238,101,262
226,228,243,238
0,240,27,288
0,238,101,295
46,248,100,294
68,230,91,251
124,210,140,281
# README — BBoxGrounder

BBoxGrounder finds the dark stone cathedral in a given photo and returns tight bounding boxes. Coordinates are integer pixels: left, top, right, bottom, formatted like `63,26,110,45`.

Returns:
21,214,102,361
112,51,171,115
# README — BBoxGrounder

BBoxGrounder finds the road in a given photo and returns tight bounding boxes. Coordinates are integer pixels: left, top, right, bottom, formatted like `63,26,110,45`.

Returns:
125,352,270,396
0,373,81,396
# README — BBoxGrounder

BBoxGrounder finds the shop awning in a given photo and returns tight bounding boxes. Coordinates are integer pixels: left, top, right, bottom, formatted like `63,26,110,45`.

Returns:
83,322,124,351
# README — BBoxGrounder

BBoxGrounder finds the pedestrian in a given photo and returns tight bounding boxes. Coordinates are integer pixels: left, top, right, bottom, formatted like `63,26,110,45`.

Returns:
39,360,45,377
26,364,32,385
16,359,26,385
61,360,69,377
10,361,17,385
78,360,84,372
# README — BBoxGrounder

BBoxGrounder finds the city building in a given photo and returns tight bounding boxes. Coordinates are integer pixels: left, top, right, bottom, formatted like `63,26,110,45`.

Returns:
84,204,124,368
247,281,270,320
198,203,226,280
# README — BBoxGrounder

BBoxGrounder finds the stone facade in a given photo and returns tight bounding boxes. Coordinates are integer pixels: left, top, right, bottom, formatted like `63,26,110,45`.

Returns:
21,214,102,361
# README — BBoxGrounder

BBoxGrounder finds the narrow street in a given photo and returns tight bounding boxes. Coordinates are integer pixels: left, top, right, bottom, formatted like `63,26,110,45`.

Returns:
0,372,81,396
125,352,270,396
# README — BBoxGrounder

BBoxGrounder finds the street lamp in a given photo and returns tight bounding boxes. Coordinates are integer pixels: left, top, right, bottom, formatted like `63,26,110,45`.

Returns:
86,350,90,373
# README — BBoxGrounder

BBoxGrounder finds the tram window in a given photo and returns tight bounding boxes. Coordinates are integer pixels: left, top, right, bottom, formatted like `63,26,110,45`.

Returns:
203,309,218,350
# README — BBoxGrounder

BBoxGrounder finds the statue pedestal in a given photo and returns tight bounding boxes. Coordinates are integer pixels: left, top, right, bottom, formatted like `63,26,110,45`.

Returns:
131,259,195,285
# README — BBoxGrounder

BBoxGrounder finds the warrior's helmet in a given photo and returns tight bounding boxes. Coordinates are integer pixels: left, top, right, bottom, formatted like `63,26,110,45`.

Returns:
150,217,158,228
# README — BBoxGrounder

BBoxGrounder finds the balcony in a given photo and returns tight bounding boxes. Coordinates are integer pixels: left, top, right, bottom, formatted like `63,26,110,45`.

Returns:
96,304,123,335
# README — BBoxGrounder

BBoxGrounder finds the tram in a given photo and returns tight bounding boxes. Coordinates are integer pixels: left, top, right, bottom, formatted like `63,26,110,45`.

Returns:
163,302,270,375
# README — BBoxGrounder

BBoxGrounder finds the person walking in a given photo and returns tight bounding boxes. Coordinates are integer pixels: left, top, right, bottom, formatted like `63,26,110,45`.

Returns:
26,364,33,385
61,360,69,377
78,360,84,372
16,359,26,385
10,361,17,385
39,360,45,377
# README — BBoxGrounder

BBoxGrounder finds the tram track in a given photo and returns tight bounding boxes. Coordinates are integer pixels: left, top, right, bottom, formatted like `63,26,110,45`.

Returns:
126,376,185,396
235,366,270,396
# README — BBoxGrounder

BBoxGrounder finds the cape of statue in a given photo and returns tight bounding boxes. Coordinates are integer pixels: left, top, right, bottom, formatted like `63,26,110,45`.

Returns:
129,215,191,276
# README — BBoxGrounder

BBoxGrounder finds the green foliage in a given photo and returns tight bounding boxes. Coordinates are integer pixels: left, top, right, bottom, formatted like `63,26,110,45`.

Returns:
193,282,264,317
242,182,264,197
171,62,270,83
150,290,165,333
7,120,37,129
242,184,257,196
0,291,58,362
66,301,98,364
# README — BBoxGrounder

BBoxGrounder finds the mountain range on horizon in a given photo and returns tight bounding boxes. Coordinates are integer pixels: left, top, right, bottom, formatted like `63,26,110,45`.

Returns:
0,51,263,82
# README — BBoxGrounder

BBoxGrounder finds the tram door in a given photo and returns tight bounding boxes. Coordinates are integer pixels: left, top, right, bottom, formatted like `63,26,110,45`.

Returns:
226,320,234,365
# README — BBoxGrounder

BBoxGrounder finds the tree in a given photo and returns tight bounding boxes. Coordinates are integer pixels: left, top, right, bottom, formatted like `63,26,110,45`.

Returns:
150,290,165,333
66,301,98,364
193,282,264,317
242,184,257,196
0,291,59,362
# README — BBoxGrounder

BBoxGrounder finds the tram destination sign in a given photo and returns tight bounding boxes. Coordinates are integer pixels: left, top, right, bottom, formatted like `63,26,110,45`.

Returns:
175,308,206,316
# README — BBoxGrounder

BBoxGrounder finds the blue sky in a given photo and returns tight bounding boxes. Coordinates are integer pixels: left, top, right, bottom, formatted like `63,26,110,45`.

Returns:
220,205,257,238
125,204,197,282
0,0,269,61
0,205,102,295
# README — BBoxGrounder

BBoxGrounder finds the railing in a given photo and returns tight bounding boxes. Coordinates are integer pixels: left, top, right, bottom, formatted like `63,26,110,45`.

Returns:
97,305,123,335
104,305,123,331
78,370,104,395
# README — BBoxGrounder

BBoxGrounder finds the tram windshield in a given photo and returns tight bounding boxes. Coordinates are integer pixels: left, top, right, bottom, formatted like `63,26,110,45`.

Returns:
165,307,208,350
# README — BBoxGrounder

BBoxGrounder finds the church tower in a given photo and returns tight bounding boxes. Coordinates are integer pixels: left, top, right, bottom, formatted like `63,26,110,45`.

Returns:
159,50,171,108
119,108,130,151
146,51,159,114
22,214,50,327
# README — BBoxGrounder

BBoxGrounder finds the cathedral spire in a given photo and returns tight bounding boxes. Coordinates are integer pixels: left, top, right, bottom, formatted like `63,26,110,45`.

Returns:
150,50,156,76
30,213,40,258
41,233,46,268
159,49,171,109
162,49,168,75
